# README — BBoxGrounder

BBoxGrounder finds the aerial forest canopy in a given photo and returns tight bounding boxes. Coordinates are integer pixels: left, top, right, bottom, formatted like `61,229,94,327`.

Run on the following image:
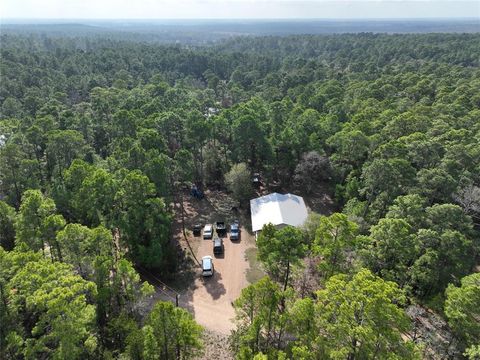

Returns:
0,31,479,359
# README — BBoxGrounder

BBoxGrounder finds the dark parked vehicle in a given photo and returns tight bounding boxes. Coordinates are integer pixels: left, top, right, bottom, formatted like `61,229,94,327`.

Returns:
252,173,261,187
213,237,224,255
230,222,240,241
193,224,202,237
215,221,226,237
190,184,204,199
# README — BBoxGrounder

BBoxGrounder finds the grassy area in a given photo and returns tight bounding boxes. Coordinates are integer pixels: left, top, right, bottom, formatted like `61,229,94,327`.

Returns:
245,247,266,284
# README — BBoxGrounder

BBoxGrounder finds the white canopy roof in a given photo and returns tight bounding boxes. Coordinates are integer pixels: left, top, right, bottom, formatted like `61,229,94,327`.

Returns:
250,193,308,232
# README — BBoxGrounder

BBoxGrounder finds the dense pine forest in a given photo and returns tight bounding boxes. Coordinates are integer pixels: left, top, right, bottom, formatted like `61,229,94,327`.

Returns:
1,31,479,359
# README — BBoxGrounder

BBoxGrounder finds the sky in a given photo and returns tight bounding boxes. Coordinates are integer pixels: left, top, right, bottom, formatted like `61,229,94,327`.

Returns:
1,0,479,20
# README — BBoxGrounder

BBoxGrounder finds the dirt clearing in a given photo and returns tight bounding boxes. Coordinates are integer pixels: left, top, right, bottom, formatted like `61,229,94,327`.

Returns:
179,223,253,334
172,190,264,335
145,186,334,358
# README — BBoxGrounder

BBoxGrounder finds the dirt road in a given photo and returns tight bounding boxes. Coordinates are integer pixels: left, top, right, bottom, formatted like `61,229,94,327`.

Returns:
179,227,252,334
164,190,263,337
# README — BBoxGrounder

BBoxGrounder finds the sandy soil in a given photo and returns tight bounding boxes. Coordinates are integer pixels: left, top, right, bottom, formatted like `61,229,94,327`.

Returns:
165,190,261,359
169,189,261,336
179,225,252,334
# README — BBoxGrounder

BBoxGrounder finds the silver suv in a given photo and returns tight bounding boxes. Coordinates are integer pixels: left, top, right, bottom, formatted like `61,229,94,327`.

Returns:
203,224,213,239
201,256,214,277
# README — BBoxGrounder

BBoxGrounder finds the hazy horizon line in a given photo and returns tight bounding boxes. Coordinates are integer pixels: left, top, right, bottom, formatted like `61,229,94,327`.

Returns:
2,17,479,21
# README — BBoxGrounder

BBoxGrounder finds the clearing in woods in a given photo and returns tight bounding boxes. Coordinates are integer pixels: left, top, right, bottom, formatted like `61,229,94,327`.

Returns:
142,189,264,359
144,185,334,359
173,189,263,334
175,190,263,359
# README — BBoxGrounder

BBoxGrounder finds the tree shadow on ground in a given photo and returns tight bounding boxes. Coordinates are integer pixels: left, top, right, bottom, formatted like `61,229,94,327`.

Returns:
202,271,227,300
171,254,198,291
137,262,197,318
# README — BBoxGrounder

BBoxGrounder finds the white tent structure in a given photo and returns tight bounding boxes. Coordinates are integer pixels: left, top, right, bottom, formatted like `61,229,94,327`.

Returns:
250,193,308,233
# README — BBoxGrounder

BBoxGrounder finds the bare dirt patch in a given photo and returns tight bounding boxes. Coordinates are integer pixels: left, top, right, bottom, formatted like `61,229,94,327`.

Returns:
170,189,264,336
178,227,252,334
195,330,234,360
